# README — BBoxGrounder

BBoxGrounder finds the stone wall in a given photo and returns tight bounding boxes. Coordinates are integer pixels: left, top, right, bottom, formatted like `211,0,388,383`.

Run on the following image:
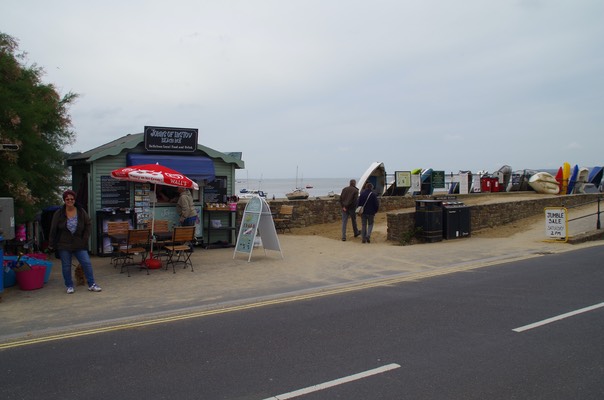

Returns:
235,193,601,243
238,196,419,229
387,193,601,243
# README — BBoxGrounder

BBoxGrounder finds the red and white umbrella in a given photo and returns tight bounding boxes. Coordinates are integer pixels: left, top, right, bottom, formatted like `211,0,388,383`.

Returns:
111,164,199,191
110,163,199,267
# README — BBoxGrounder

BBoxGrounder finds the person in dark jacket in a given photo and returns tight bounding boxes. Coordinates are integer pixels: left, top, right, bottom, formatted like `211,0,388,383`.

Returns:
339,179,360,241
48,190,102,294
358,182,380,243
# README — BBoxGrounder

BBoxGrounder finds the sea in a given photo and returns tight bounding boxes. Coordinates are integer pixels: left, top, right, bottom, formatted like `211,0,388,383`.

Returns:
236,174,464,199
235,178,350,200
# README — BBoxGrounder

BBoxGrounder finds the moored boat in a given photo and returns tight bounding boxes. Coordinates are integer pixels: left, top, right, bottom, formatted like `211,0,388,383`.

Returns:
239,190,267,199
588,166,603,187
528,172,560,194
286,166,310,200
358,162,387,196
286,188,309,200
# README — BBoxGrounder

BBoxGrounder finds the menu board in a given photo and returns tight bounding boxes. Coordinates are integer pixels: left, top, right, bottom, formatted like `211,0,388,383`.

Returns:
204,176,227,204
101,176,130,208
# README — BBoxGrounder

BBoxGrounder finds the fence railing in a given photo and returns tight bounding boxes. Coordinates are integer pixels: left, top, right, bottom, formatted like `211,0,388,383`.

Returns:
565,196,602,234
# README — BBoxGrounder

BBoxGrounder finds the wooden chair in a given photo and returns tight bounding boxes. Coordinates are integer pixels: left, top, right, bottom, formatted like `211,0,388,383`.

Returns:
163,226,196,273
151,219,170,234
107,221,130,266
116,229,151,277
150,219,171,262
273,205,294,233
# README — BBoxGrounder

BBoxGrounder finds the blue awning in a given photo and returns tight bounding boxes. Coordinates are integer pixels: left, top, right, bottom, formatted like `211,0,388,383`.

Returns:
127,153,215,182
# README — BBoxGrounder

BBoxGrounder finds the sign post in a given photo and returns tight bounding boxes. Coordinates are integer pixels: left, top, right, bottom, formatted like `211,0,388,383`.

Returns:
544,207,568,242
233,196,283,262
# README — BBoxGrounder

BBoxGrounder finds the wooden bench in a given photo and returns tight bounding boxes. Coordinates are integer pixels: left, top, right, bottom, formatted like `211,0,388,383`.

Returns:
273,205,294,233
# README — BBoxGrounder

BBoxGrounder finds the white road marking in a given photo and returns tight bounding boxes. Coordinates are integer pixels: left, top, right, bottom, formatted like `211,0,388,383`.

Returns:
513,302,604,333
262,363,401,400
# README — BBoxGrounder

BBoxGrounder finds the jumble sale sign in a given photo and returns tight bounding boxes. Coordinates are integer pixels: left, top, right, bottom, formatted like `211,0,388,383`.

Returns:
545,207,568,241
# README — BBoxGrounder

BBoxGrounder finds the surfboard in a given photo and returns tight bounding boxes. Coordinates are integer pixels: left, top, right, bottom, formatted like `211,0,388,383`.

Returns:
561,162,571,195
554,167,563,194
567,164,579,194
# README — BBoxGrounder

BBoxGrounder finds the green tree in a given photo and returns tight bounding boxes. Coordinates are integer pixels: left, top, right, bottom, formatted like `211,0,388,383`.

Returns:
0,32,78,223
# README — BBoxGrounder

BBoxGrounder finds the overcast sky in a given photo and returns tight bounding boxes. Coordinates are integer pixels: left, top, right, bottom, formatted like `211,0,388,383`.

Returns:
2,0,603,179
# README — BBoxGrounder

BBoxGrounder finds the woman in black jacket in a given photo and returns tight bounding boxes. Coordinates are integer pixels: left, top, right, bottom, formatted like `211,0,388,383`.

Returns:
358,183,380,243
49,190,102,294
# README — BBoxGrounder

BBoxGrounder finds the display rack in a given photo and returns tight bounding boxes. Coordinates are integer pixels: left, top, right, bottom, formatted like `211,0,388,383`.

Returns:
203,206,236,248
96,210,136,256
134,183,151,227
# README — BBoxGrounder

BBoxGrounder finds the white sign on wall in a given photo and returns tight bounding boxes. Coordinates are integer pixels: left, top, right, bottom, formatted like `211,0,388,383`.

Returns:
545,207,567,241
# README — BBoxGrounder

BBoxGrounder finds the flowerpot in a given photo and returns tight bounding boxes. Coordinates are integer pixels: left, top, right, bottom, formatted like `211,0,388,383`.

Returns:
16,266,46,290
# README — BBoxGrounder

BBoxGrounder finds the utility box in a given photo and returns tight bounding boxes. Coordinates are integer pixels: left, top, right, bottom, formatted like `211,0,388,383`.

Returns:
0,198,15,240
415,200,443,242
442,202,471,239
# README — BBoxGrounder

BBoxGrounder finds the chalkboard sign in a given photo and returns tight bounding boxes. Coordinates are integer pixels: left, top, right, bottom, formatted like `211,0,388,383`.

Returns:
204,176,227,204
101,176,130,208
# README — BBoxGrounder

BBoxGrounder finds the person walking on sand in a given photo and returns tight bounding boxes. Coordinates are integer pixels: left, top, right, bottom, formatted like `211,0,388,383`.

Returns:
340,179,360,241
48,189,102,294
358,182,380,243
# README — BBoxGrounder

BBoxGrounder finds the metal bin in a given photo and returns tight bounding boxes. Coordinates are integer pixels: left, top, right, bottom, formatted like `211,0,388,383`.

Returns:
442,202,471,239
415,200,443,242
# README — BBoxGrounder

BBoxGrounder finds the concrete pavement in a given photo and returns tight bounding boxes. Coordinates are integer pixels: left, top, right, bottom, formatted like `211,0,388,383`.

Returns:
1,203,602,347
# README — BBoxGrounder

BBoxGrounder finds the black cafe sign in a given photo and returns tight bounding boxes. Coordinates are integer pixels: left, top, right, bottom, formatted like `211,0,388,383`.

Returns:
144,126,198,152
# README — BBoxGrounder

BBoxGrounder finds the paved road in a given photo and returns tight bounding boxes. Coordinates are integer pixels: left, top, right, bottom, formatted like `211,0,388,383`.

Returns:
1,246,602,399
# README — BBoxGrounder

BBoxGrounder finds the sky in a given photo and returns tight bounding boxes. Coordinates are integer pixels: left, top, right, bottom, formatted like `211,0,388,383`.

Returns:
2,0,603,179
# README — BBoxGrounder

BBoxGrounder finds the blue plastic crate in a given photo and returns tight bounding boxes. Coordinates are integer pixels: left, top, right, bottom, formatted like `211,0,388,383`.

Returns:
4,255,53,284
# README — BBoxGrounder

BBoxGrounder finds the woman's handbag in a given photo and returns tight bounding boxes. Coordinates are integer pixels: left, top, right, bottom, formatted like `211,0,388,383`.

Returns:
356,193,372,216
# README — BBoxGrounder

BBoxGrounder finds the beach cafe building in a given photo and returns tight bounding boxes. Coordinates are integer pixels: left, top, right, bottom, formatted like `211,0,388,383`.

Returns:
66,127,244,256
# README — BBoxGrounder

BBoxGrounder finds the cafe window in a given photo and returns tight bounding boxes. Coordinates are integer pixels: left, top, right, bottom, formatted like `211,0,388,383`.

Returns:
155,182,201,203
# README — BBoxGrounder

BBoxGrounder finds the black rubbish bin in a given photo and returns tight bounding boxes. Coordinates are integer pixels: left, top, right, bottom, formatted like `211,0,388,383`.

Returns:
442,202,471,239
415,200,443,242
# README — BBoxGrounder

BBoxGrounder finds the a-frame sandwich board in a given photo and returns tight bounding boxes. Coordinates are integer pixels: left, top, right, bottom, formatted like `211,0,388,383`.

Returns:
233,196,283,262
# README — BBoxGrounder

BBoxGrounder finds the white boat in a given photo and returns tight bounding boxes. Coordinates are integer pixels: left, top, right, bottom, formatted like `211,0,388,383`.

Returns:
528,172,560,194
358,162,387,196
286,166,310,200
239,190,267,199
286,188,309,200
